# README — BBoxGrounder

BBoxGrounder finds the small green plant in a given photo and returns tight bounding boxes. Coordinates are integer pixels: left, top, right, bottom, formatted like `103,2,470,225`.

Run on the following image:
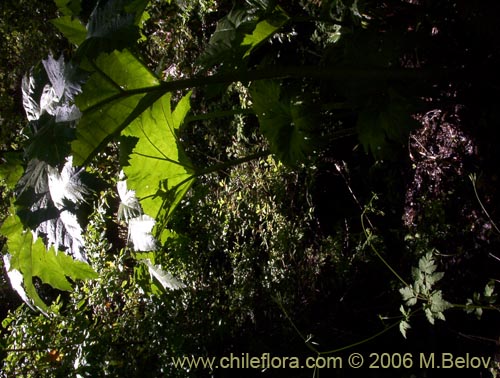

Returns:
398,251,452,337
465,280,497,319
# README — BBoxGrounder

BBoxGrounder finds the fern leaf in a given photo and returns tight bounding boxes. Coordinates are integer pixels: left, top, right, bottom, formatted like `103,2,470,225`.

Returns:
143,259,186,291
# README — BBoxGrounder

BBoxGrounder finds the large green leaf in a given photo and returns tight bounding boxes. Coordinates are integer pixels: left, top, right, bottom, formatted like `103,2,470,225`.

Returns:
0,152,24,189
197,9,254,69
250,80,314,166
51,16,87,46
72,49,161,165
76,0,150,58
198,5,288,70
356,89,417,159
242,7,289,58
53,0,149,53
122,92,194,233
54,0,81,16
31,237,98,291
0,211,97,311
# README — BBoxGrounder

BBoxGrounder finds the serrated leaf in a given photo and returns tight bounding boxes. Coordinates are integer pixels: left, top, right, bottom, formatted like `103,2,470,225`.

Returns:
427,271,444,286
25,117,74,165
434,311,446,321
51,16,87,46
431,290,452,310
0,213,46,311
484,281,495,297
199,4,287,70
76,0,149,58
198,9,255,69
117,179,142,221
242,7,289,58
250,80,313,166
0,153,24,189
124,0,151,28
31,238,98,291
76,50,159,110
42,54,82,102
128,215,157,252
0,212,97,312
356,90,416,159
424,307,435,325
72,49,161,166
21,70,41,121
15,159,49,201
143,259,186,291
47,156,90,210
399,320,411,339
399,304,408,317
399,286,415,302
54,0,81,16
14,157,91,261
122,91,194,228
418,253,437,275
411,267,422,286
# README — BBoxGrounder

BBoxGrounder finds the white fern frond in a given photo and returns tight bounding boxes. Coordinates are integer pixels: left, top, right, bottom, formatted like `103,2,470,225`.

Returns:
143,259,186,291
128,215,157,252
47,156,89,210
3,254,35,311
42,54,66,99
117,179,142,222
40,84,60,117
21,72,40,121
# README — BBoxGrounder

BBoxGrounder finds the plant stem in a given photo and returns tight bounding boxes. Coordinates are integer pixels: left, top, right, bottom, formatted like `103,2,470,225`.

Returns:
469,173,500,235
159,65,449,92
84,65,452,114
361,208,409,287
274,294,319,354
450,303,500,312
319,319,401,355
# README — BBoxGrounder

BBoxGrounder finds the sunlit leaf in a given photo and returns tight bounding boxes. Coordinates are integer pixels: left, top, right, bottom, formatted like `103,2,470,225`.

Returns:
21,70,41,122
242,7,289,58
198,5,288,69
198,9,255,69
31,237,97,291
47,156,90,210
15,157,91,262
128,215,157,251
143,259,186,290
72,49,161,165
117,178,142,222
0,211,97,313
122,91,194,229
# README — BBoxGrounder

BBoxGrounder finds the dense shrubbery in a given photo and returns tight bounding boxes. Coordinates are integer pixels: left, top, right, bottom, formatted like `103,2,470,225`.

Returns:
2,0,500,377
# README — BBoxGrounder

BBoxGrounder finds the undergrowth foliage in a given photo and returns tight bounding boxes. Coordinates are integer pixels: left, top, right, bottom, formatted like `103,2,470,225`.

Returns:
1,0,500,377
